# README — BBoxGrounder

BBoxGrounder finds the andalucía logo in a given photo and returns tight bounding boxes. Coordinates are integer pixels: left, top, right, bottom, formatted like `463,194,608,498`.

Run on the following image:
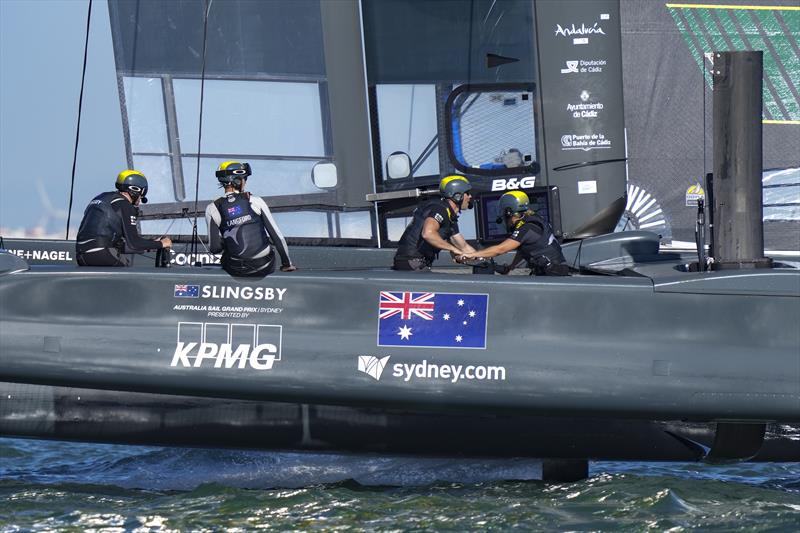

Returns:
357,355,391,380
377,291,489,349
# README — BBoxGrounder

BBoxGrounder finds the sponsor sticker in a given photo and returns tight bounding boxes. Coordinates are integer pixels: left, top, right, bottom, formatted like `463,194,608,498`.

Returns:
685,183,705,207
6,249,73,262
172,284,287,301
561,60,579,74
357,355,506,384
578,180,598,195
377,291,489,349
561,59,606,74
567,90,604,119
560,133,611,151
555,22,606,39
170,321,283,370
491,176,536,192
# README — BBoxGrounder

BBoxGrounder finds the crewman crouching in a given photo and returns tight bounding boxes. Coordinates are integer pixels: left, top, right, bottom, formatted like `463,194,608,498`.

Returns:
460,191,569,276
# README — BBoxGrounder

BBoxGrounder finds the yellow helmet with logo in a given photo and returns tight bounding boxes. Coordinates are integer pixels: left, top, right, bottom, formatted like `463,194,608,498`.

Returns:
115,169,148,202
216,161,252,187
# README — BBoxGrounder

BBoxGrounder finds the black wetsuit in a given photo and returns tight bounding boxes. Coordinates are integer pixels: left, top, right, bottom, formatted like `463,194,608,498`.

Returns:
205,192,292,277
394,198,459,271
509,214,568,275
75,191,163,266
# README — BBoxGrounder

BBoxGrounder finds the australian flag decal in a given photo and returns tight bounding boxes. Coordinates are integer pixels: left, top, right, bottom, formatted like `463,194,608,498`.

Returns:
174,284,199,298
377,291,489,349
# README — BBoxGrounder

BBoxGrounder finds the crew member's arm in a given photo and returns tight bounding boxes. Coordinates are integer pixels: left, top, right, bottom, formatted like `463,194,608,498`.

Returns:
449,232,477,254
460,238,520,260
205,202,224,254
421,217,462,255
252,196,295,271
117,201,166,253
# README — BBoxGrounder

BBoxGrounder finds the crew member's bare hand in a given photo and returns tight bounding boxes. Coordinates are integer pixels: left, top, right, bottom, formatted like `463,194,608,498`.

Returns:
459,251,482,261
160,237,172,248
280,265,297,272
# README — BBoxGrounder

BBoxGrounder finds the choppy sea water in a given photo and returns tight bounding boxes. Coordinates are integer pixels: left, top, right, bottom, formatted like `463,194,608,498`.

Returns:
1,438,798,532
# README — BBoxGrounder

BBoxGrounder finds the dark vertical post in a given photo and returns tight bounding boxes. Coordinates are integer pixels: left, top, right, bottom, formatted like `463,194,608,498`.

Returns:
319,1,374,209
711,51,771,269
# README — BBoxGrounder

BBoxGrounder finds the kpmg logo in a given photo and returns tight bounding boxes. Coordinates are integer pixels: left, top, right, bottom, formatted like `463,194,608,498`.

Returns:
170,321,283,370
377,291,489,349
357,355,391,380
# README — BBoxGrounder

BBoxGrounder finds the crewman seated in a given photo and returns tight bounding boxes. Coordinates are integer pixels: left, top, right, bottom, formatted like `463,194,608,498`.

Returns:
205,161,296,277
76,170,171,266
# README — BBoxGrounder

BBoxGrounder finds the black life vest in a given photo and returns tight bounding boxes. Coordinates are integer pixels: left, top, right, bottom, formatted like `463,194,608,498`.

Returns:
76,191,126,250
513,214,565,266
214,192,271,259
395,198,458,262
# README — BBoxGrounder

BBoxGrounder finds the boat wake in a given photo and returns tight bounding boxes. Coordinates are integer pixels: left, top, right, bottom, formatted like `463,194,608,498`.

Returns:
0,438,542,490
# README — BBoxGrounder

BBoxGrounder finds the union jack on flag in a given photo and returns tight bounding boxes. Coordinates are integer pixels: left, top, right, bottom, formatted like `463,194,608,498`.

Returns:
379,291,435,321
174,284,199,298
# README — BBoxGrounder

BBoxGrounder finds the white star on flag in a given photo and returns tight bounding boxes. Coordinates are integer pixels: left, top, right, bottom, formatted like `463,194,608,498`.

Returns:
457,299,464,306
463,320,467,325
397,325,413,340
455,335,463,342
469,310,476,317
443,313,450,320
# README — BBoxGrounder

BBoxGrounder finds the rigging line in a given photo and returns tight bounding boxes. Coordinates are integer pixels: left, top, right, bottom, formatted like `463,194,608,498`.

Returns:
191,0,212,262
406,85,415,154
65,0,93,240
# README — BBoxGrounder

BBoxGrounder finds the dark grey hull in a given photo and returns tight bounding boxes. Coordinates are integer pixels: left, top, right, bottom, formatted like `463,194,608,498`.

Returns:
3,381,798,462
1,237,799,460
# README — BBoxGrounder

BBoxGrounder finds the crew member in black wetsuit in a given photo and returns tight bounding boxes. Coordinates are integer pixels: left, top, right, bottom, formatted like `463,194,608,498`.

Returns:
393,175,477,271
76,170,171,266
205,161,295,277
460,190,569,276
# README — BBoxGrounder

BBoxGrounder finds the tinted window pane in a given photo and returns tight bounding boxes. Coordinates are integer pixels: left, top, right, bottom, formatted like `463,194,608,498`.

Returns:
131,155,174,204
338,211,373,239
140,217,205,238
181,157,324,201
123,77,168,154
376,84,439,179
363,0,535,84
272,211,329,238
174,79,325,157
109,0,325,77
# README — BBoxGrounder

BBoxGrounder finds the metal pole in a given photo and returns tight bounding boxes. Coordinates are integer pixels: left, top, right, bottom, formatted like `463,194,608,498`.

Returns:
711,51,771,269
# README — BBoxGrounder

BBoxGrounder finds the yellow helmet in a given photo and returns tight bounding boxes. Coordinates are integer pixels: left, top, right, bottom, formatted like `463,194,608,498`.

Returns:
115,169,148,202
496,190,529,222
439,175,471,201
216,161,252,186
